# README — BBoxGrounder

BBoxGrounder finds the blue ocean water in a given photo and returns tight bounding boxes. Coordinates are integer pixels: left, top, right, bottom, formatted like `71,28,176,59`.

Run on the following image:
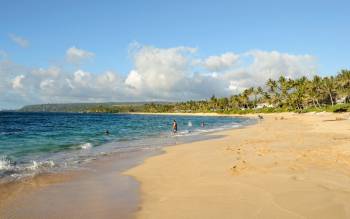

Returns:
0,112,252,180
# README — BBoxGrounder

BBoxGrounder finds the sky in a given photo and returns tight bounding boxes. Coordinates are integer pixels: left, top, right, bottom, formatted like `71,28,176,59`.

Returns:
0,0,349,109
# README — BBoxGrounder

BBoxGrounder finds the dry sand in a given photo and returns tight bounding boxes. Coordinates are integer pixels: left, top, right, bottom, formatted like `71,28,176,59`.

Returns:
126,112,350,219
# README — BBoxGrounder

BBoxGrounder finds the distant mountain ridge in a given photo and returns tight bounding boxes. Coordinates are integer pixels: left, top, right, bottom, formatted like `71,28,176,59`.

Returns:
18,102,173,113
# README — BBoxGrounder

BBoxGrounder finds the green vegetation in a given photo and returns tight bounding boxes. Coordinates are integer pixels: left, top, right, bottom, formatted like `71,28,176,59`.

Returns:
143,70,350,114
18,102,171,113
18,70,350,114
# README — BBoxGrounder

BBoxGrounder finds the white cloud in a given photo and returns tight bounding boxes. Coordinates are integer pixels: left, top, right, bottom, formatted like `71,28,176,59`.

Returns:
124,46,317,100
12,75,25,89
40,79,55,90
248,50,317,80
125,70,142,89
200,52,239,71
9,34,29,48
228,80,240,92
97,71,120,86
73,69,91,86
66,46,94,64
125,45,197,98
217,50,317,91
0,44,318,109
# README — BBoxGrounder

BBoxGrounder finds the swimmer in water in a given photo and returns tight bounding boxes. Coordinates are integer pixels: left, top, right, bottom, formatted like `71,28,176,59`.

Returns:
201,122,205,127
172,120,177,133
105,130,110,135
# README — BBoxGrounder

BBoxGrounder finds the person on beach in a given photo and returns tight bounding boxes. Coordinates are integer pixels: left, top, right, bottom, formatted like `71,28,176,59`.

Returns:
172,120,178,133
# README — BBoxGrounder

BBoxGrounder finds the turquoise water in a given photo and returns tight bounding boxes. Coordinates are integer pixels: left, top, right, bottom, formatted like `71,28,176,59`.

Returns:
0,112,252,180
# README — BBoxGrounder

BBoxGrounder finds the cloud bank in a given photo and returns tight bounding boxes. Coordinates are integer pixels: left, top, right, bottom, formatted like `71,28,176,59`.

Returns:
0,44,317,109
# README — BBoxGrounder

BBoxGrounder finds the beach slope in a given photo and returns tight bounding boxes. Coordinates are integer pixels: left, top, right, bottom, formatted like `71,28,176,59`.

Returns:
126,112,350,219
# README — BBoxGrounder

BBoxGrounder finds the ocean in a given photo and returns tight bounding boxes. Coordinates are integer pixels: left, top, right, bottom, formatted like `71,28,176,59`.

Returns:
0,112,252,182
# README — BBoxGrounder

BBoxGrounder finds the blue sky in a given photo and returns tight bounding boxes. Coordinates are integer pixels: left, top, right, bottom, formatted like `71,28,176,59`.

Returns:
1,0,349,75
0,0,349,108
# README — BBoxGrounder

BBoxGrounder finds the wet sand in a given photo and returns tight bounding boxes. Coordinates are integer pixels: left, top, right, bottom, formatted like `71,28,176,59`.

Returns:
0,149,160,219
126,112,350,219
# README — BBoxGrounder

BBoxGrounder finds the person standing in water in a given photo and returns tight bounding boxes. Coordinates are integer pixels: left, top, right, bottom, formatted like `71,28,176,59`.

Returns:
172,120,178,133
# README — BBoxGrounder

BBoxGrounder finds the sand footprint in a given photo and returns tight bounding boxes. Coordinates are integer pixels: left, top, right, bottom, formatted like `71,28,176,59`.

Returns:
230,160,248,175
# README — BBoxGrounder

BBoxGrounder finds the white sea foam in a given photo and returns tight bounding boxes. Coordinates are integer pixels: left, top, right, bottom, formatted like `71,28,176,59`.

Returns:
27,160,55,170
174,124,238,137
80,143,93,150
174,130,191,136
28,161,39,170
0,156,12,171
231,124,242,128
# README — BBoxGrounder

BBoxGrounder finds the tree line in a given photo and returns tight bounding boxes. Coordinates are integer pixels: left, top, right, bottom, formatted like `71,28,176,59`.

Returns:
143,70,350,113
17,70,350,114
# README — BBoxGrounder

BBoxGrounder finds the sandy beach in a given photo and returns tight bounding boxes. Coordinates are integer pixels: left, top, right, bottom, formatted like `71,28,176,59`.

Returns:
1,112,350,219
126,112,350,219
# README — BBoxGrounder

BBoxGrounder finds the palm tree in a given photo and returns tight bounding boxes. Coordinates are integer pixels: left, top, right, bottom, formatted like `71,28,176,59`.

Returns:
210,95,218,110
230,95,243,109
255,86,264,105
278,75,294,107
144,69,349,113
308,75,323,108
322,76,337,106
266,78,278,93
293,76,308,109
337,69,350,89
266,78,280,107
336,70,350,103
241,89,251,109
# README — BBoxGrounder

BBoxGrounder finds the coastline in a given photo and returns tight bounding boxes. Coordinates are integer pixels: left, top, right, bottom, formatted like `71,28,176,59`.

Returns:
2,112,350,218
0,113,250,218
124,112,245,117
125,112,350,219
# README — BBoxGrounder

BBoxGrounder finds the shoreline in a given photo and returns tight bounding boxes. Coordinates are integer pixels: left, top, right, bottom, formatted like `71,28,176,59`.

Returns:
125,112,234,116
0,112,251,184
1,112,349,218
125,112,350,219
125,111,260,118
0,114,251,218
0,148,162,219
